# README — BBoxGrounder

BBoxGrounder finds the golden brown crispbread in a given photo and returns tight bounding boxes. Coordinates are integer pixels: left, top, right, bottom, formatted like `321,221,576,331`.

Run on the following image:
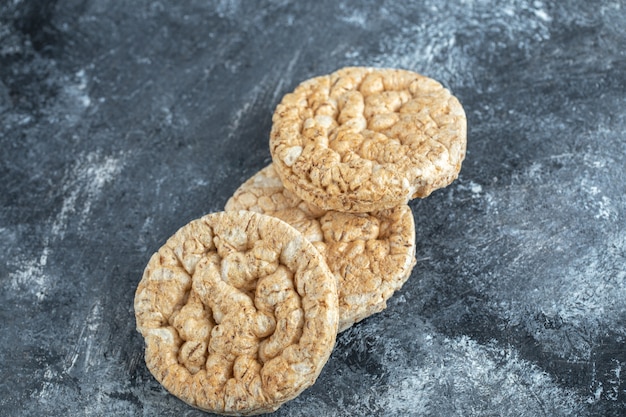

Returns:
270,66,466,213
134,211,339,415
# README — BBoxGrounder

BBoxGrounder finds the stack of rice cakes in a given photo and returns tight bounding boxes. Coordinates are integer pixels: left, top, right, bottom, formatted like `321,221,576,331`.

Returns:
134,67,467,415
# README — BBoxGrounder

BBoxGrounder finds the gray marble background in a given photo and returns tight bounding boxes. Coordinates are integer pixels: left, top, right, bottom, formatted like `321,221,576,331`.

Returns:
1,1,625,416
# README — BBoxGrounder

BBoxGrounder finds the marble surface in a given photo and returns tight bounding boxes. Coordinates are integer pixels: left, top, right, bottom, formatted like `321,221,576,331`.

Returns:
1,1,625,416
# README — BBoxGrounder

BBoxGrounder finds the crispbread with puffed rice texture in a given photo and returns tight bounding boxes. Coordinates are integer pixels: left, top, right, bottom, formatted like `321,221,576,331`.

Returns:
134,211,339,415
270,66,466,213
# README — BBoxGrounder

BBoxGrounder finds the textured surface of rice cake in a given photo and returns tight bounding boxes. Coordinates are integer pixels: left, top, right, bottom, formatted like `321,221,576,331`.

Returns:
225,164,416,332
270,66,467,212
134,211,339,415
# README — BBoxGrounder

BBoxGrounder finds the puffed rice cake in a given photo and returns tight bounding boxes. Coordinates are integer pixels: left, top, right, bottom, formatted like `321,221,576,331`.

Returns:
225,164,417,332
134,210,339,415
270,66,466,213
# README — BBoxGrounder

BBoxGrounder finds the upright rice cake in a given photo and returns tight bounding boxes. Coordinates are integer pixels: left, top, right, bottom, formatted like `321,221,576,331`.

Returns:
225,164,417,332
134,211,339,415
270,66,467,213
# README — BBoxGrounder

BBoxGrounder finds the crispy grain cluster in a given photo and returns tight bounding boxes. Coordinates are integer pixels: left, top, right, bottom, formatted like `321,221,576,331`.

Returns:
270,67,466,212
225,164,416,332
134,211,338,415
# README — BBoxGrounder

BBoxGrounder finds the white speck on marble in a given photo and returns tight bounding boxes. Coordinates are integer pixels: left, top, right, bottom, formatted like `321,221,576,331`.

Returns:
533,1,552,22
339,7,368,28
470,181,483,195
456,180,483,197
65,69,91,108
594,195,615,220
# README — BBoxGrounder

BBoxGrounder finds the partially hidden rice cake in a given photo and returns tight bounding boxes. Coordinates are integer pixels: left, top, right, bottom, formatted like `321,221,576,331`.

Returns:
225,164,416,332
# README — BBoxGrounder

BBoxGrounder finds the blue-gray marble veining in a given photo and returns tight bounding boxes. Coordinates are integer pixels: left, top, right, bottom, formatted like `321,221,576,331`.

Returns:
1,1,624,416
